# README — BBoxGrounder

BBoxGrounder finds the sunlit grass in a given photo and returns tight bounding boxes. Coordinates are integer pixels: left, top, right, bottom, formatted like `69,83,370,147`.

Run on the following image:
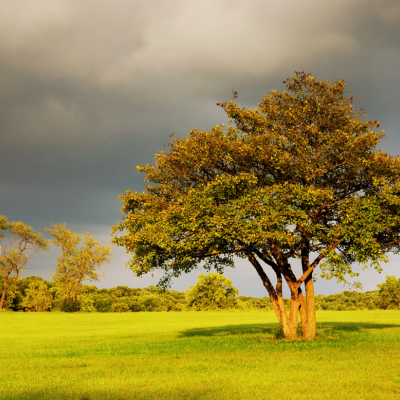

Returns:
1,311,400,399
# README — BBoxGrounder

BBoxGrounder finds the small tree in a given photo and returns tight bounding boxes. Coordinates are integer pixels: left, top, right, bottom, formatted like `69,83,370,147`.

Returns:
113,72,400,339
185,273,239,310
377,276,400,309
45,223,113,305
0,217,49,310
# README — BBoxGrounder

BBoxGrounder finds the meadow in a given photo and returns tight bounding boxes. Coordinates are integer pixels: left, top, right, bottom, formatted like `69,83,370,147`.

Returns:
1,311,400,400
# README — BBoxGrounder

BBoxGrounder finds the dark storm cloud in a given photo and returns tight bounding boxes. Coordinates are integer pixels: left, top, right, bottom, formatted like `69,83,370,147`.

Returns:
1,0,399,294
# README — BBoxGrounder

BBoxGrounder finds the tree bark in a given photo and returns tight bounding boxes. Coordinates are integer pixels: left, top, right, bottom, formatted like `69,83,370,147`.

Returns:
300,244,317,339
278,297,297,339
303,272,317,339
288,294,300,334
0,278,8,310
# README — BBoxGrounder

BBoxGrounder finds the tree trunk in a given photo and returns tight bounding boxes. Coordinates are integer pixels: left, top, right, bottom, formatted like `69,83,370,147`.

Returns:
269,297,283,325
270,295,297,339
269,274,318,340
297,291,308,334
246,252,300,340
299,246,317,339
302,273,317,339
271,285,317,339
0,279,8,310
289,301,300,336
281,319,297,339
280,298,297,339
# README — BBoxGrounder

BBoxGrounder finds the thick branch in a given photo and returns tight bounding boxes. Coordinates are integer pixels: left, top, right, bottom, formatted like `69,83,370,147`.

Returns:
245,251,278,301
296,253,324,288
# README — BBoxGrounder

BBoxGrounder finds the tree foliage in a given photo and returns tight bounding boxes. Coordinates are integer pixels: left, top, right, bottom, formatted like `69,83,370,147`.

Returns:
185,273,239,310
0,215,8,241
114,72,400,338
45,223,113,303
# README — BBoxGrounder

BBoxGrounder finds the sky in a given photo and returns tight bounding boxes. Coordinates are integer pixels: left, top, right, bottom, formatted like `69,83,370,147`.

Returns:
1,0,400,297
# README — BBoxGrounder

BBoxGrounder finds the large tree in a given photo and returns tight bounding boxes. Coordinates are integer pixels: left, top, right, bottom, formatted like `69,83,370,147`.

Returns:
46,223,113,303
113,72,400,339
0,217,49,310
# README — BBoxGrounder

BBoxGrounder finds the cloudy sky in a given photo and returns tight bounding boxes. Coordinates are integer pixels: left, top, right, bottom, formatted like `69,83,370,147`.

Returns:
1,0,399,296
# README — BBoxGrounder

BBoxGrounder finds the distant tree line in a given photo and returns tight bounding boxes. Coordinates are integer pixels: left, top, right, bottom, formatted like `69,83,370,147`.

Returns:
1,273,399,312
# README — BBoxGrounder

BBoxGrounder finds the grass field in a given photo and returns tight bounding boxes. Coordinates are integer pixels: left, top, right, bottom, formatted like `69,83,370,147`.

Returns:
1,311,400,400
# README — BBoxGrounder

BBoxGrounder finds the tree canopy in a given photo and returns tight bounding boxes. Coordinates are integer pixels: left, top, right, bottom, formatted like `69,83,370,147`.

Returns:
113,72,400,339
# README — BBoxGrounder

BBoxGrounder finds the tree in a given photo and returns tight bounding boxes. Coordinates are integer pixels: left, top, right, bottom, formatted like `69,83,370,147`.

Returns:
185,273,239,310
0,217,49,310
113,72,400,339
377,276,400,309
45,223,113,305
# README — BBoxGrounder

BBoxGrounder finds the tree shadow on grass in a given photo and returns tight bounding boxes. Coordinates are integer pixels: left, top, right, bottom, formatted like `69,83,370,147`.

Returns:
179,322,400,338
8,387,213,400
179,323,283,338
316,321,400,333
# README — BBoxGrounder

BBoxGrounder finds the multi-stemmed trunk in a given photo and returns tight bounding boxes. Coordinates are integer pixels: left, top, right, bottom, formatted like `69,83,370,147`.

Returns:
247,252,317,340
271,280,316,340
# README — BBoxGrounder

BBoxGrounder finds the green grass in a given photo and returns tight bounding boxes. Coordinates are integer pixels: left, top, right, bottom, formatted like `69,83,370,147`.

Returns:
1,311,400,400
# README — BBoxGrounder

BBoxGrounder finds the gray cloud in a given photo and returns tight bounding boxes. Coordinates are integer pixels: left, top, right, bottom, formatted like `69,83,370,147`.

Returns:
1,0,399,295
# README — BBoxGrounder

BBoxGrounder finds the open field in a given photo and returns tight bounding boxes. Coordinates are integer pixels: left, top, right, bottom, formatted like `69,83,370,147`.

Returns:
1,311,400,400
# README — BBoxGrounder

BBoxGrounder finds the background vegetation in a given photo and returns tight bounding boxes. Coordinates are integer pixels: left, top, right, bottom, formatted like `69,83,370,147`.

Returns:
1,273,399,313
